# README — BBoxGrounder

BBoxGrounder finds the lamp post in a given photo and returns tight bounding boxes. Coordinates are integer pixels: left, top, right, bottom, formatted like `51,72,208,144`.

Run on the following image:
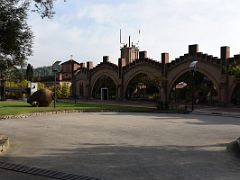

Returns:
52,61,61,108
174,85,177,106
189,61,198,111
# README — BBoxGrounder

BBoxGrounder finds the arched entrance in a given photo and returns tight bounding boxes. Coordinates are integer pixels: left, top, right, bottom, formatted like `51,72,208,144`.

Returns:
92,75,117,100
125,73,159,101
169,71,218,105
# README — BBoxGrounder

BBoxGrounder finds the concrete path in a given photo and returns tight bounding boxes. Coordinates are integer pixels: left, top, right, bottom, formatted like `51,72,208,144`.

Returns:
0,112,240,179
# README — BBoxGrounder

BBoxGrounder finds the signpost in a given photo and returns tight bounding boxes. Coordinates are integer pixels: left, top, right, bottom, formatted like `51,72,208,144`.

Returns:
28,82,38,95
52,61,61,108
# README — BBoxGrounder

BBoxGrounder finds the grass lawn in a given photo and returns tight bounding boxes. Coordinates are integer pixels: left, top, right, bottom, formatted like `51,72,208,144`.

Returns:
0,100,154,117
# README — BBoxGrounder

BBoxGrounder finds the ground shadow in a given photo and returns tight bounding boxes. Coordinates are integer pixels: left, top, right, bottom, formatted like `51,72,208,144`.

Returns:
1,143,240,180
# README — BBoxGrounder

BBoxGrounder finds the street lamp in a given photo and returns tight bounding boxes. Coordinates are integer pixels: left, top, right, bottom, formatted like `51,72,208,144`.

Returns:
189,61,198,111
52,61,61,108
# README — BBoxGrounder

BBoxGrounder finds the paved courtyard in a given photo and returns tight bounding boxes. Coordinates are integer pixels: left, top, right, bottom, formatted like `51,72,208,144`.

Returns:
0,112,240,180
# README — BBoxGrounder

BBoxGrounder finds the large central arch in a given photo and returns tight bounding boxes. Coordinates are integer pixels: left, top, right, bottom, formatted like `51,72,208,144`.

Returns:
167,60,222,101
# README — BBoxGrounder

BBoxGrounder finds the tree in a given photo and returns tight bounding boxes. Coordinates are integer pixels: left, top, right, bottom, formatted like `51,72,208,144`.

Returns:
26,64,34,81
0,0,62,78
229,65,240,82
54,83,70,99
229,64,240,105
61,83,70,98
31,0,57,18
0,1,32,77
34,66,54,78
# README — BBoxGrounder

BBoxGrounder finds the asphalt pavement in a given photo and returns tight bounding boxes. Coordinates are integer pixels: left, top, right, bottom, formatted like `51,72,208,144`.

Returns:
0,112,240,180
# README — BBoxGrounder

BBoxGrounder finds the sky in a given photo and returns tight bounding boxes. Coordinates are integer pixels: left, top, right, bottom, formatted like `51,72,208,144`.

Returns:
28,0,240,68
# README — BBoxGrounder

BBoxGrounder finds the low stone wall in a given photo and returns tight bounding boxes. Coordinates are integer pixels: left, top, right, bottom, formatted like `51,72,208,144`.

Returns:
0,135,9,154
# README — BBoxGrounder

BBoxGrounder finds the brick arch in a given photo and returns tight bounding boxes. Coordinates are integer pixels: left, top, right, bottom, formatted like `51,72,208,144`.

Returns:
123,63,163,97
90,64,119,97
167,60,222,100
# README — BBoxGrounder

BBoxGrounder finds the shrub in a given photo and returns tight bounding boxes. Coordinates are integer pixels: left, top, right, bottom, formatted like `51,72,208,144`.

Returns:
37,82,45,90
5,80,29,99
50,83,71,99
61,83,71,98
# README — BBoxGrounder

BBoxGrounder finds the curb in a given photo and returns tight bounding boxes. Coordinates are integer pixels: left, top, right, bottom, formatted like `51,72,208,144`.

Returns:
0,135,9,154
0,110,85,120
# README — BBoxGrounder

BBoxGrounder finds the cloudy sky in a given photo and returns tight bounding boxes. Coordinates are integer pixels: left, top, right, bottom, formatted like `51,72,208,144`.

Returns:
28,0,240,68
